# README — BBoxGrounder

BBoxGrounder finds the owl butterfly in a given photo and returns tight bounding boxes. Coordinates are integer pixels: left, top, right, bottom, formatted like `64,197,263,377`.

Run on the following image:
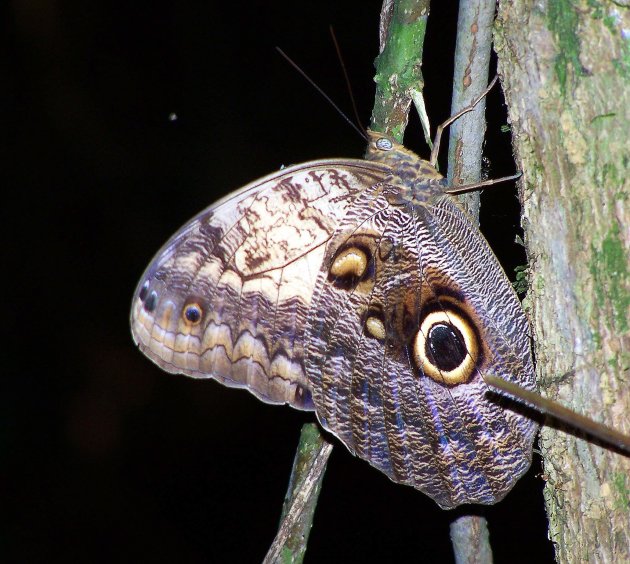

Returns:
130,114,550,510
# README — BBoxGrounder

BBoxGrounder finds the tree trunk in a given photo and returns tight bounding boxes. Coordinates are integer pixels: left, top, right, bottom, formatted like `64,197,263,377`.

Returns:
495,2,630,562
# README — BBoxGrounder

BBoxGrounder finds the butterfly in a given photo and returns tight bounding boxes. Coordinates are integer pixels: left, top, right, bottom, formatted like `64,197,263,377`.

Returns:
130,129,539,510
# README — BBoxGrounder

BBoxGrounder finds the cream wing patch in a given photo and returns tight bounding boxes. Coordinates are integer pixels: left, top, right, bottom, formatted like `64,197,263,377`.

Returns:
130,160,387,409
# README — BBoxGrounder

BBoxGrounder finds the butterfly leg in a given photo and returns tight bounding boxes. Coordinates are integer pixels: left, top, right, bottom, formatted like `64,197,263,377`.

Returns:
429,75,498,167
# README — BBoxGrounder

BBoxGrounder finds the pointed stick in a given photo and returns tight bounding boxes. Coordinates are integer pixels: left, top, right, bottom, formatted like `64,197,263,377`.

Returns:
445,173,522,194
484,374,630,454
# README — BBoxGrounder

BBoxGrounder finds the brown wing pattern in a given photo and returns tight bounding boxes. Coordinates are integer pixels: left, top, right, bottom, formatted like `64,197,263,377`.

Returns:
131,133,539,508
130,159,387,409
303,137,538,508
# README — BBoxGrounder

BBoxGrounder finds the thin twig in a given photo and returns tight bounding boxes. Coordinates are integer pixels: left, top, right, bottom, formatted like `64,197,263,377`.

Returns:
446,0,497,562
264,424,333,563
484,374,630,454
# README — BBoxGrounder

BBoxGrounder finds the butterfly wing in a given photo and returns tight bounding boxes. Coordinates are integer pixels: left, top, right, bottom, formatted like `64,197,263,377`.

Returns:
130,159,388,409
305,183,538,508
131,132,538,509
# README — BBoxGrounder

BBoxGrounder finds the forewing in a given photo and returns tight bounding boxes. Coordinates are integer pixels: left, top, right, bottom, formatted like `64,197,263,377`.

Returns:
131,159,387,409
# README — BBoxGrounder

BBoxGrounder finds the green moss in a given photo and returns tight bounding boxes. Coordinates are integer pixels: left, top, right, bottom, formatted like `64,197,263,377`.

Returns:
612,472,630,510
535,272,546,292
591,0,630,81
612,30,630,81
589,224,630,333
590,112,617,124
601,162,619,185
513,265,529,295
548,0,583,96
390,123,406,142
373,3,428,97
586,0,604,19
607,354,616,368
280,546,295,564
372,0,429,140
603,14,617,31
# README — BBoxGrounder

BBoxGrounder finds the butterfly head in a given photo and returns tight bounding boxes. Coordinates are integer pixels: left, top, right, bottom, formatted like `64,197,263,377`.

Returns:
365,130,442,180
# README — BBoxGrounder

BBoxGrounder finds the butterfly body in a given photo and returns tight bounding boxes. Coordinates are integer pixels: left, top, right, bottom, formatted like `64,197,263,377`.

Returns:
131,131,538,509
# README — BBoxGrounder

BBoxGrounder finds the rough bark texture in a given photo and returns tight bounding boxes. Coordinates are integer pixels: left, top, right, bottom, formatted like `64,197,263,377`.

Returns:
495,1,630,562
371,0,430,140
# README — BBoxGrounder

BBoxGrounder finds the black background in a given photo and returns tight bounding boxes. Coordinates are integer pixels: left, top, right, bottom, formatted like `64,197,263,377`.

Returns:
6,1,555,562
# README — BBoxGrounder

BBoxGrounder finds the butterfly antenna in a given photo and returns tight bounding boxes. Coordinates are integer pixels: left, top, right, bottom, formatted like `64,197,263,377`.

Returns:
329,26,366,138
275,47,368,142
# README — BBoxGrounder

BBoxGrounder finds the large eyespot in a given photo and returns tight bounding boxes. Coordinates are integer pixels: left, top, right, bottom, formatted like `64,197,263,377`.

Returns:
375,137,394,151
183,303,203,326
328,245,372,289
413,309,479,385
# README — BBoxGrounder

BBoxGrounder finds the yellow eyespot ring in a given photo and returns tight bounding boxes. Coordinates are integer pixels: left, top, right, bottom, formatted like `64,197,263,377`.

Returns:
413,309,478,385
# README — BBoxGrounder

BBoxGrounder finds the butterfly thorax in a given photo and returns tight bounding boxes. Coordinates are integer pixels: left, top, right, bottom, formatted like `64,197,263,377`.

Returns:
365,130,448,205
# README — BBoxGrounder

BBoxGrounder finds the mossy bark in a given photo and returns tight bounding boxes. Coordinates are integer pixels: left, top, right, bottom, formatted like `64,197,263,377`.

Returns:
495,1,630,562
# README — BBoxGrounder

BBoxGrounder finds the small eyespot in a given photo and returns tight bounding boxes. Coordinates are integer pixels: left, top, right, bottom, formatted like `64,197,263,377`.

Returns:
183,303,203,325
365,316,386,341
376,137,394,151
144,291,158,312
413,309,478,385
139,280,150,301
330,246,368,278
328,245,372,289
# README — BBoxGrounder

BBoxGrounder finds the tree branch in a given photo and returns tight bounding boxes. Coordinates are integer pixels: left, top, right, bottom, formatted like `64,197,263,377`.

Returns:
446,1,497,562
264,424,333,563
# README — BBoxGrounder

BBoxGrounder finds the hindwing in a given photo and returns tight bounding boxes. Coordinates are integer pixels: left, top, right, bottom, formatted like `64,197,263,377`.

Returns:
304,185,537,508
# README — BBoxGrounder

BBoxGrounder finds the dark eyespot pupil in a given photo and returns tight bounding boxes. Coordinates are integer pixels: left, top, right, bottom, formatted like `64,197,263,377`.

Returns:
144,291,158,312
139,281,149,301
426,323,466,371
185,305,201,323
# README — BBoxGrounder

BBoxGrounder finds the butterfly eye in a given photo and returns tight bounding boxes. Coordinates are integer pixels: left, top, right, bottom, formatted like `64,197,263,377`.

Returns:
413,309,479,385
183,303,203,325
375,137,393,151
